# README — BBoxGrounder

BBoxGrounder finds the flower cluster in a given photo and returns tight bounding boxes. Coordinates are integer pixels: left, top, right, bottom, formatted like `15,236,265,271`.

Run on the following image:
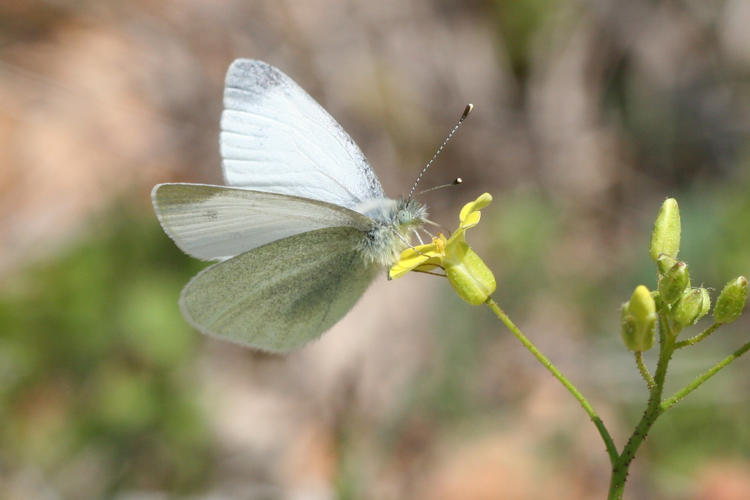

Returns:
621,198,748,351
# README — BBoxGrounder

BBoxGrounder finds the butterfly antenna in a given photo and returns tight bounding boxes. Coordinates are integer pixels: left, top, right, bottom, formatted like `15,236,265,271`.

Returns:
417,177,463,196
408,104,473,200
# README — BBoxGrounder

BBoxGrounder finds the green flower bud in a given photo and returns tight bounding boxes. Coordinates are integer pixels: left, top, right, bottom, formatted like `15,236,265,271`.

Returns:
621,285,656,351
658,261,690,305
629,285,656,320
656,254,678,275
650,198,681,262
713,276,748,324
673,287,711,327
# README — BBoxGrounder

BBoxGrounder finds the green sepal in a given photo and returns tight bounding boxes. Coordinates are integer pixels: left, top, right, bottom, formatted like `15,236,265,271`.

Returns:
656,254,678,275
658,261,690,305
673,287,711,327
445,245,497,306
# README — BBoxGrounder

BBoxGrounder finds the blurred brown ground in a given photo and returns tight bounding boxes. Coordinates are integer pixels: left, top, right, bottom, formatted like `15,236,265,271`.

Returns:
2,1,750,499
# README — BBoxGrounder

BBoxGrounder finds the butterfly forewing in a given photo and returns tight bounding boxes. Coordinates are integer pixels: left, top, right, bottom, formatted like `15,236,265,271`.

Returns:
220,59,385,211
152,183,375,261
179,226,380,353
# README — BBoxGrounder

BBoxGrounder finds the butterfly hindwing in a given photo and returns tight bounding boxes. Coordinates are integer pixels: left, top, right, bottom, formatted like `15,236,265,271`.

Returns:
179,226,380,353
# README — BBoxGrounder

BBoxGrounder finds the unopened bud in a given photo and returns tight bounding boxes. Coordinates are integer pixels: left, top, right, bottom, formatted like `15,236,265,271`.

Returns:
713,276,748,324
656,254,678,275
673,287,711,327
621,285,656,351
650,198,681,262
658,261,690,305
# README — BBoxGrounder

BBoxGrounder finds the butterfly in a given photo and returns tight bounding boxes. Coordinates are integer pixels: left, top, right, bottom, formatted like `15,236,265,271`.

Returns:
152,59,429,353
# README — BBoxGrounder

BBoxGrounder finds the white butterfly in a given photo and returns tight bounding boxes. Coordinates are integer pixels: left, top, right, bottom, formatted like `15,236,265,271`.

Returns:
152,59,426,353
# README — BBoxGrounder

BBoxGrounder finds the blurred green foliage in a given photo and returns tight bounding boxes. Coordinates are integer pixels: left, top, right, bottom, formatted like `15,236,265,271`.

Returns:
0,201,212,497
492,0,561,81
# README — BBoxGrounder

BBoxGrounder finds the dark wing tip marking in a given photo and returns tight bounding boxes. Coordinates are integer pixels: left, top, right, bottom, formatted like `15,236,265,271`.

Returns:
226,59,284,94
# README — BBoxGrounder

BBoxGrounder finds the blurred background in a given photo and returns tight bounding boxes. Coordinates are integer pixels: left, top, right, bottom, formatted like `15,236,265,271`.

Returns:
1,1,750,499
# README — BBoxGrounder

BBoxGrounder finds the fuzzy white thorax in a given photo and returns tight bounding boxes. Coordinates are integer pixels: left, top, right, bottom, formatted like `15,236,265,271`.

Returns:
354,197,427,266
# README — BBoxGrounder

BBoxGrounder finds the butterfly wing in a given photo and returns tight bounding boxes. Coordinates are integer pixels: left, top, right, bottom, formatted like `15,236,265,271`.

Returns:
220,59,385,211
179,226,379,353
151,183,375,261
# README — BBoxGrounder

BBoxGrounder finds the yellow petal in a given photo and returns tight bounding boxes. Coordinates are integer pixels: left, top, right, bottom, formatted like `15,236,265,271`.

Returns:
389,252,433,279
389,236,446,279
459,193,493,228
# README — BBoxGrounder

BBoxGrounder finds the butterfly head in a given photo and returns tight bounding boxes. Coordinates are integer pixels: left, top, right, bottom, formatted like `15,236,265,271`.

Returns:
356,197,426,267
395,197,427,231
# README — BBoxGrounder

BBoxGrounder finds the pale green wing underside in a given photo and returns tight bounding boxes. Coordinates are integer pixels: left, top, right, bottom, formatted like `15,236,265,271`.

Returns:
179,226,380,353
152,183,374,261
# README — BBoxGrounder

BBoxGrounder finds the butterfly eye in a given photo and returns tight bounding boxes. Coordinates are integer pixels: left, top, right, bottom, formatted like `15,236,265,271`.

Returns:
397,209,411,225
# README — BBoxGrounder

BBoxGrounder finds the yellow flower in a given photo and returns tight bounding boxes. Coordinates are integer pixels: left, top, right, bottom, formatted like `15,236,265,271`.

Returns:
390,193,496,305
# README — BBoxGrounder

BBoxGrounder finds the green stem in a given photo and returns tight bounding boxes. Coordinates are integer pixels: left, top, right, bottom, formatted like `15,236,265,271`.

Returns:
485,297,618,464
634,352,655,390
607,311,676,500
661,338,750,412
674,323,720,349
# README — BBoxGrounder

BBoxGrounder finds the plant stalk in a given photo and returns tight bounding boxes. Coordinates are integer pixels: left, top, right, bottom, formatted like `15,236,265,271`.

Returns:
607,311,675,499
662,338,750,411
485,297,618,464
